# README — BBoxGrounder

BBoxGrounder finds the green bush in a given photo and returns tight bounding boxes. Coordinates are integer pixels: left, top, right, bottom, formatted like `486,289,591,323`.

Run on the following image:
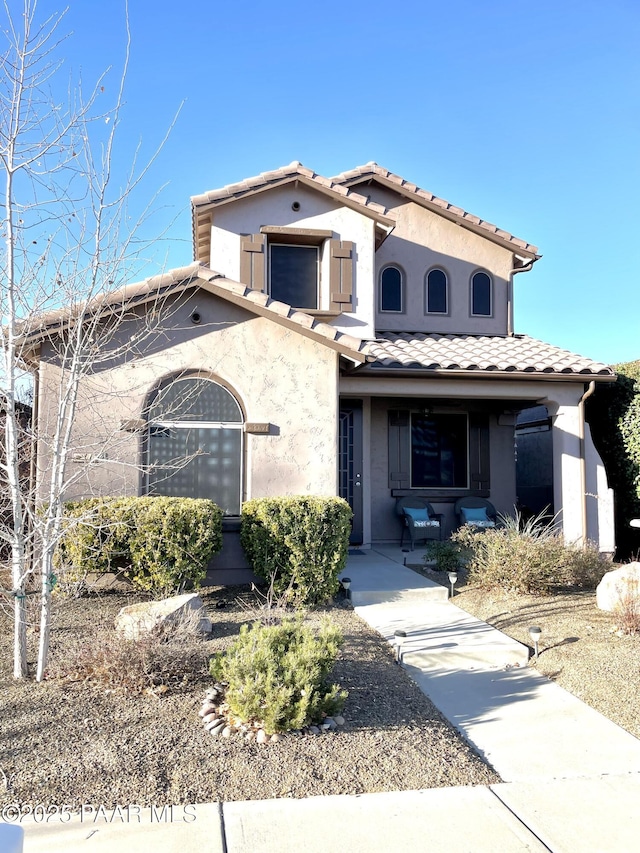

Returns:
424,540,463,572
56,496,223,593
453,513,610,595
210,618,347,734
586,359,640,559
240,496,352,605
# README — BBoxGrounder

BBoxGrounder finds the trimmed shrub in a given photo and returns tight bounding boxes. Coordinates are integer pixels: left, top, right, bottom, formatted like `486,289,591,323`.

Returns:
454,513,610,595
55,496,223,593
241,496,351,605
210,618,347,734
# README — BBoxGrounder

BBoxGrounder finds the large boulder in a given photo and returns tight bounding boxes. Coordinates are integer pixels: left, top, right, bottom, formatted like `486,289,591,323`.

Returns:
596,563,640,612
114,593,212,640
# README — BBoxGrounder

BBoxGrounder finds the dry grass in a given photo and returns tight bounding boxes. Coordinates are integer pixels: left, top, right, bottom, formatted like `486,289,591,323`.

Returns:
421,567,640,739
0,585,497,808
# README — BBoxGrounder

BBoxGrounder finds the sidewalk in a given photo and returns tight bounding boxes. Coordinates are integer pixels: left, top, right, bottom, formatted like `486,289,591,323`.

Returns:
10,546,640,852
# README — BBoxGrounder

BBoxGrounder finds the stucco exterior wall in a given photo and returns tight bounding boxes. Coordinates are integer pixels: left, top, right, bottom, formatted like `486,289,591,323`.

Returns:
36,290,339,505
365,397,518,543
209,184,377,338
361,185,515,336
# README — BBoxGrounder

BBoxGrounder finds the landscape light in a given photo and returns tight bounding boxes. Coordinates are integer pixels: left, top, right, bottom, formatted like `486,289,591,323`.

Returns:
340,577,351,601
394,629,407,664
528,626,542,661
448,571,458,598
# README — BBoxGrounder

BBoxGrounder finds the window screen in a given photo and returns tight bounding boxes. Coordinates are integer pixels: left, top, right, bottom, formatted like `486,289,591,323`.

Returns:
269,244,318,308
146,378,243,514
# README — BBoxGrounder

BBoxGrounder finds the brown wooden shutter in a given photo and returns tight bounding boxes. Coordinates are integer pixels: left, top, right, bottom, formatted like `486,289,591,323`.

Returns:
388,410,411,489
469,413,491,492
239,233,266,291
329,239,354,311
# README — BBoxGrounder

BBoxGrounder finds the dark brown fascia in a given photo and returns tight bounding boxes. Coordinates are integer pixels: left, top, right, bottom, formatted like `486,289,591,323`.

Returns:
344,363,616,382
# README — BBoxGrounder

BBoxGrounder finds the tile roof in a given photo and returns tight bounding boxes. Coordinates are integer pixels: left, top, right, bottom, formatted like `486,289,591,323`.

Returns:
191,162,397,265
191,161,391,221
333,162,540,259
362,332,614,379
21,263,369,365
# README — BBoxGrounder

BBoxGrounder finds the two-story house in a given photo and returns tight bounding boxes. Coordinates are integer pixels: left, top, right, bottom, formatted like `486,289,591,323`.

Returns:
29,162,615,581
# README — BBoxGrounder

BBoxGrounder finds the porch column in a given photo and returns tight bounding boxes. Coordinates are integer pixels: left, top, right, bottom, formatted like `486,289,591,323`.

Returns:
544,387,584,545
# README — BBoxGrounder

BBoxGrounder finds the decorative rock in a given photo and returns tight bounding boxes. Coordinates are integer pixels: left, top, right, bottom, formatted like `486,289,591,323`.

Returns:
114,593,212,640
320,722,331,731
256,729,268,744
203,713,220,724
199,704,217,718
245,731,255,742
333,715,345,726
270,733,282,742
596,563,640,612
206,720,225,734
221,726,232,738
308,725,320,735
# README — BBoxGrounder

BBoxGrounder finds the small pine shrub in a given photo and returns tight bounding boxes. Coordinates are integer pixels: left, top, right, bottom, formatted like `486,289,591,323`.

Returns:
209,618,347,734
453,511,610,595
56,496,223,593
241,496,351,606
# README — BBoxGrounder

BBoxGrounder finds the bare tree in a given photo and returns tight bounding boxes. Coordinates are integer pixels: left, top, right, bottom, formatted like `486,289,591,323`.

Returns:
0,1,179,679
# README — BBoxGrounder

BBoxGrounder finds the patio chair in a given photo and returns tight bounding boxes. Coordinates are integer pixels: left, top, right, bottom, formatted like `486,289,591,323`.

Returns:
396,497,444,550
454,497,497,530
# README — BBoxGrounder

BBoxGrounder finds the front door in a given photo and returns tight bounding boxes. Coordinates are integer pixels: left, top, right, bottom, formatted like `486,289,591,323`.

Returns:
339,400,363,544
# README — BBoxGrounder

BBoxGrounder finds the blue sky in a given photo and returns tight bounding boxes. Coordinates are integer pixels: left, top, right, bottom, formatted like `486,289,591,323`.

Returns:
32,0,640,366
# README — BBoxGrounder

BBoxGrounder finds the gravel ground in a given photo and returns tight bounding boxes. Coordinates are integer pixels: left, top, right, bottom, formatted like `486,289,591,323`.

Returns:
420,567,640,739
0,586,497,808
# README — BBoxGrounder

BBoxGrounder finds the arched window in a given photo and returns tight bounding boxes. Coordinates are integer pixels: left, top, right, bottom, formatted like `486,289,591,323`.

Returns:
471,271,492,316
380,266,403,312
145,377,243,515
426,268,448,314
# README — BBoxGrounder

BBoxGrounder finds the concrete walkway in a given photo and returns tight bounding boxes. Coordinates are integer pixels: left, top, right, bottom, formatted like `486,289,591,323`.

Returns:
10,547,640,852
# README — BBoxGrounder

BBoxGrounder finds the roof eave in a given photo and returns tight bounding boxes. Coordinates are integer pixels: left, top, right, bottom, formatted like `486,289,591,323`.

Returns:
338,171,540,260
347,365,616,382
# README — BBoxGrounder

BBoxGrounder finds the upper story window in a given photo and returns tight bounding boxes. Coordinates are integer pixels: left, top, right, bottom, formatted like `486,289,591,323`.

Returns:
425,268,448,314
269,244,318,309
380,266,403,313
239,227,353,314
471,271,492,316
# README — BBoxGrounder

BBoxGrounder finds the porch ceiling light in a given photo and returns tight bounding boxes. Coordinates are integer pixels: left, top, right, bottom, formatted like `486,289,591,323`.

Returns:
528,626,542,661
394,629,407,664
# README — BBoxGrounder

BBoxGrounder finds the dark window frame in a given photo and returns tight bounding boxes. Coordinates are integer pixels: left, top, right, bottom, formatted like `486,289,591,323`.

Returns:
471,271,492,317
268,242,319,310
379,265,404,313
410,411,469,489
425,268,448,315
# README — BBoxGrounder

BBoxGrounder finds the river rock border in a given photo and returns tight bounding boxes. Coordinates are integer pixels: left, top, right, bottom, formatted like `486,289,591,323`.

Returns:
198,683,345,744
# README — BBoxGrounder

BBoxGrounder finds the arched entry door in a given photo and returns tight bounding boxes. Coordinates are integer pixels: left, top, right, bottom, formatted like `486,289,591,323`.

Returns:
145,376,243,515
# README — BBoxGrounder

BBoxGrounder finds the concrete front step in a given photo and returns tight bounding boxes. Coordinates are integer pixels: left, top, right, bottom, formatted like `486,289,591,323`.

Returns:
354,599,531,670
351,585,448,606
